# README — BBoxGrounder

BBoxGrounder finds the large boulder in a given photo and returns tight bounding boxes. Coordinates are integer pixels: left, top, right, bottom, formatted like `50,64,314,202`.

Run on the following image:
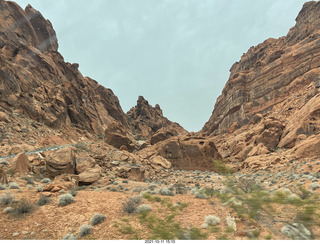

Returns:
151,130,174,145
44,148,76,177
76,153,96,174
78,165,101,185
12,152,31,176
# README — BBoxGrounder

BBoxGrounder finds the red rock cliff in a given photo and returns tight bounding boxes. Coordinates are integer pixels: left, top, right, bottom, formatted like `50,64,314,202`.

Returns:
202,1,320,136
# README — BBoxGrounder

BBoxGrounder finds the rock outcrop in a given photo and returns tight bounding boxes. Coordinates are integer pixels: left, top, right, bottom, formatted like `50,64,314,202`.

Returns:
202,1,320,136
138,135,222,171
0,1,128,137
44,148,76,177
127,96,187,141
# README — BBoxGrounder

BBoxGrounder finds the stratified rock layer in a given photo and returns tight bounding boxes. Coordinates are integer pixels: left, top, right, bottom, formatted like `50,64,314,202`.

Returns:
202,1,320,136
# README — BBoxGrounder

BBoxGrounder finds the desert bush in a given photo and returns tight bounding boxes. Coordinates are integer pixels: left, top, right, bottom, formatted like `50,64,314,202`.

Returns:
212,160,234,175
12,199,34,217
58,193,74,206
158,188,175,196
236,177,257,193
36,185,43,192
122,196,142,214
3,207,13,214
0,191,14,205
26,184,33,190
309,183,320,191
8,182,20,189
38,196,51,206
289,186,311,200
0,184,6,190
132,186,147,193
63,233,77,240
205,215,220,226
193,190,208,199
69,188,78,197
78,224,92,237
22,176,34,185
135,204,152,213
90,213,106,226
40,178,51,184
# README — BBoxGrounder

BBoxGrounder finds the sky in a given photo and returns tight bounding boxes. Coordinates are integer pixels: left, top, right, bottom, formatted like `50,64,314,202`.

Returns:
14,0,307,132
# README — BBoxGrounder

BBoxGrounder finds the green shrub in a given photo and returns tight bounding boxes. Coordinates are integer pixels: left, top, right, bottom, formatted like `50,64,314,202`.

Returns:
22,177,34,185
40,178,51,184
12,199,34,217
122,196,142,214
38,196,51,206
212,160,234,175
3,206,13,214
58,193,74,206
90,214,106,226
0,184,6,190
135,204,152,213
63,233,77,240
205,215,220,226
78,224,92,237
8,182,20,189
0,191,14,205
158,188,175,196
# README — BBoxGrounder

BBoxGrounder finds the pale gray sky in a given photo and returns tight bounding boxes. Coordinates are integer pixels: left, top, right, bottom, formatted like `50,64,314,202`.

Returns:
14,0,307,131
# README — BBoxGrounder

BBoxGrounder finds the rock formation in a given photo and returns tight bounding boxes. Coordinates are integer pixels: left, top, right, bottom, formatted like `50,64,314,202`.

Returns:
0,1,128,137
202,1,320,137
127,96,187,141
138,135,222,171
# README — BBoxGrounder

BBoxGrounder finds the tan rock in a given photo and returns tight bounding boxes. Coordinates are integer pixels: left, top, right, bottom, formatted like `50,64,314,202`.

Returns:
12,152,31,176
44,148,76,177
76,153,96,174
150,155,171,169
138,136,222,171
0,111,9,123
78,165,101,184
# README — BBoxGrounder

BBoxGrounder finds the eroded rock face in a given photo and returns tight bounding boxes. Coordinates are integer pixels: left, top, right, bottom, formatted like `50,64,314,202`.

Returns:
127,96,187,141
0,1,128,136
138,136,222,171
202,1,320,136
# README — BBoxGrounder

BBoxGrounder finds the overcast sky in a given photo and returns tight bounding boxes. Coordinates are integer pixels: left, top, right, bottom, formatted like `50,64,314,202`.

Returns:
14,0,307,132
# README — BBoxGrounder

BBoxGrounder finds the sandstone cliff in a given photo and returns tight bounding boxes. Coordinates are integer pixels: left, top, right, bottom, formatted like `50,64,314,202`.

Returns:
202,1,320,137
0,1,128,136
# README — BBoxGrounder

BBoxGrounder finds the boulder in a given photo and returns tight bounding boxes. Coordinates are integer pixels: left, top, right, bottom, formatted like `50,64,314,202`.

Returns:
44,148,76,177
78,165,101,184
150,155,171,169
12,152,31,176
76,153,96,174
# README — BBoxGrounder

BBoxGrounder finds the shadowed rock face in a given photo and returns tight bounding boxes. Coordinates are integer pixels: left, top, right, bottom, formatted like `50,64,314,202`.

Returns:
127,96,187,141
202,1,320,136
0,1,128,135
